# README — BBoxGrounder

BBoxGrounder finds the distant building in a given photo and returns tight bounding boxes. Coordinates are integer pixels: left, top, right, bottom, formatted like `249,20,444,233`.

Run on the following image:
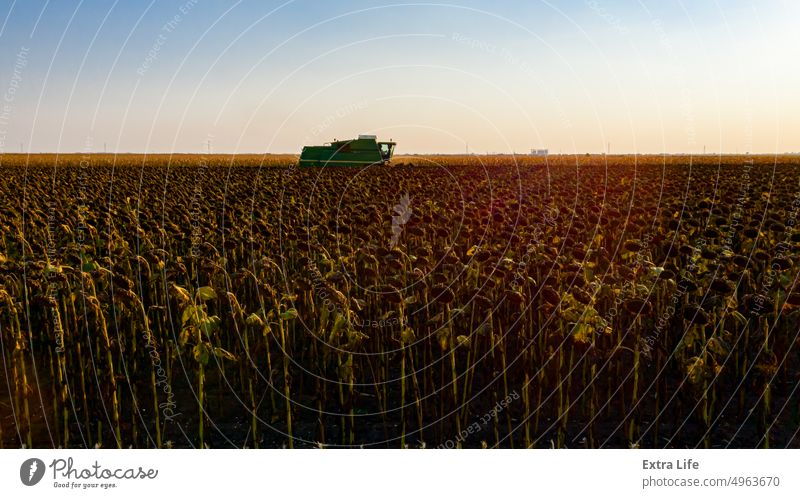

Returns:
530,149,548,156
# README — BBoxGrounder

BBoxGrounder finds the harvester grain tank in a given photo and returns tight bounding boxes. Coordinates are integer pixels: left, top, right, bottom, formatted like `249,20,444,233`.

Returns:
299,135,396,167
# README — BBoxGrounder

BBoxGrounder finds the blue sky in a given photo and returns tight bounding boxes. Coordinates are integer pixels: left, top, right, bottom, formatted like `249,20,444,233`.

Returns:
0,0,797,153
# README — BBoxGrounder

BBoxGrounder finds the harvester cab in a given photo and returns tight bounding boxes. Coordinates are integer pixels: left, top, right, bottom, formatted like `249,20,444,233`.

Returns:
378,141,395,161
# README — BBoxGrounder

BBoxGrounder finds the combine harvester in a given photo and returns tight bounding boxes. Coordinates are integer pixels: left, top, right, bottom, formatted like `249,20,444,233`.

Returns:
299,134,396,167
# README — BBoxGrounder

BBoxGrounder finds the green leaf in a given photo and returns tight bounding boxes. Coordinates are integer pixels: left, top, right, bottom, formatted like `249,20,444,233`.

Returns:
181,304,197,326
246,313,264,327
226,292,242,315
401,327,416,344
212,347,237,361
328,313,348,342
338,357,353,380
571,323,592,345
199,315,220,336
346,328,368,349
193,343,210,365
172,284,191,304
561,307,583,323
279,308,298,320
179,327,192,347
196,286,217,302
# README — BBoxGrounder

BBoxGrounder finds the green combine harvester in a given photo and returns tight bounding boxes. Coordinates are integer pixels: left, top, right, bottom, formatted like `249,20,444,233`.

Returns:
299,135,396,167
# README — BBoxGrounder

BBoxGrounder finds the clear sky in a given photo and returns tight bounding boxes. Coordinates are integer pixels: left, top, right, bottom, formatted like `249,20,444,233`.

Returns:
0,0,797,154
